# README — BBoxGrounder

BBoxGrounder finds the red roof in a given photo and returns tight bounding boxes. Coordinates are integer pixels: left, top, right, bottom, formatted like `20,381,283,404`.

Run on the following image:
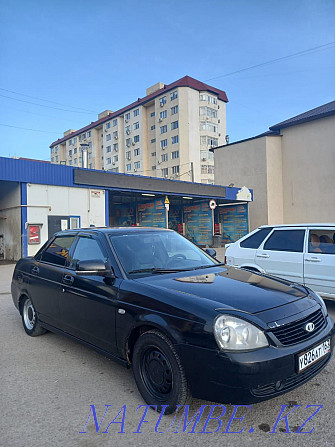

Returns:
50,76,228,147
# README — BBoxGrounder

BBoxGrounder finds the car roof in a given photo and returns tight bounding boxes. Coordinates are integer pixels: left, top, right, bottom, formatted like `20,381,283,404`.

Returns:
259,223,335,228
55,226,174,237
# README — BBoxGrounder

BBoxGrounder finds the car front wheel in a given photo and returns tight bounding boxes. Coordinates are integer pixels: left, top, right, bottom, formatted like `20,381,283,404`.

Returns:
21,297,47,336
132,330,189,414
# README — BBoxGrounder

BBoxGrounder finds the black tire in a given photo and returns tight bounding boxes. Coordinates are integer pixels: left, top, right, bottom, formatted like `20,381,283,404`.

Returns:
21,297,47,337
132,330,189,415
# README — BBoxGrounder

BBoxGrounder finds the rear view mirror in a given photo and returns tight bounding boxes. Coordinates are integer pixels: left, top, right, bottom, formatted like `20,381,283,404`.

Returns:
205,248,217,258
76,260,115,279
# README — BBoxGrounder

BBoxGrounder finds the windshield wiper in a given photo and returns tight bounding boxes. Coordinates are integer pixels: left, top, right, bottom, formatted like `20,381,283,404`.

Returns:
189,263,225,271
128,267,191,274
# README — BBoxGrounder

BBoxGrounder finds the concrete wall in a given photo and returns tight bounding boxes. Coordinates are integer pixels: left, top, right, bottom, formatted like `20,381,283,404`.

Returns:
0,181,21,261
281,115,335,223
26,184,106,256
214,137,272,230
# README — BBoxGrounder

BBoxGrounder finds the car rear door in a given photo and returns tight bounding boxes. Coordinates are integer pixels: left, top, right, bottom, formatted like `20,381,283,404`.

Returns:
59,232,121,355
304,227,335,299
29,234,76,326
255,228,306,283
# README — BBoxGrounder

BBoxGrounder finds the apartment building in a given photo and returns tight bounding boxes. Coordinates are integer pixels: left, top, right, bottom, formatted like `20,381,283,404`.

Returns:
50,76,228,183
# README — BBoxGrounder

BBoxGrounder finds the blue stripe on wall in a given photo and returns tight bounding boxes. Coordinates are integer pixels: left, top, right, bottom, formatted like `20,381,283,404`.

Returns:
105,190,109,227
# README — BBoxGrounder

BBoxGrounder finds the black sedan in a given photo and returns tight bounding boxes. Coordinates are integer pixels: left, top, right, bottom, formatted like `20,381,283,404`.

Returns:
11,227,334,414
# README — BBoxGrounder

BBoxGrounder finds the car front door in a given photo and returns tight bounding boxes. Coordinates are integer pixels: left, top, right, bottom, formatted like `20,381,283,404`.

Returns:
29,234,76,326
59,233,121,355
255,228,306,283
304,228,335,299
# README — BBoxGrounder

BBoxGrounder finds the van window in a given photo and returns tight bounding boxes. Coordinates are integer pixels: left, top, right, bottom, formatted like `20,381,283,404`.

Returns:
308,229,335,254
263,230,305,253
240,228,273,249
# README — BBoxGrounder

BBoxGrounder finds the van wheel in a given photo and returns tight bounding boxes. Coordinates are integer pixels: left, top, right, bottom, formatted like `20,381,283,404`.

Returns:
21,297,47,336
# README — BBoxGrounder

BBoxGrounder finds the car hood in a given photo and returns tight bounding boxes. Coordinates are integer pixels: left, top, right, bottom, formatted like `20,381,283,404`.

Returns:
135,265,313,315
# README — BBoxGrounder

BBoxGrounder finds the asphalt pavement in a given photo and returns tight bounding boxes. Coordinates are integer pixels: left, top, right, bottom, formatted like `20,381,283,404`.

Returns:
1,263,334,447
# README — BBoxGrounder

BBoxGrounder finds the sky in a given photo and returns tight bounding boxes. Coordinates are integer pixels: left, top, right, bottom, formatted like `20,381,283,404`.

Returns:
0,0,334,161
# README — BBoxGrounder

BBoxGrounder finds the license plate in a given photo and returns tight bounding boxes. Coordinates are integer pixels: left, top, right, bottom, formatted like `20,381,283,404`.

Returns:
298,339,331,372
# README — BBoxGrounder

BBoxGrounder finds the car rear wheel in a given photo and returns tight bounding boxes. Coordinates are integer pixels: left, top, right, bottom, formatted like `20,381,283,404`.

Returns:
21,297,47,336
132,330,189,414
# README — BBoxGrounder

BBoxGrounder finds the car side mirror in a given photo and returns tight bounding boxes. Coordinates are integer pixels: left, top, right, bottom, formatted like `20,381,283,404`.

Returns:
76,259,115,279
205,248,217,258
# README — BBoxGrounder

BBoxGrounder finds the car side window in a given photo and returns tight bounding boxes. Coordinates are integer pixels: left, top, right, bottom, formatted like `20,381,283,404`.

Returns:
40,235,76,266
70,236,107,269
263,230,305,253
240,228,273,249
308,229,335,254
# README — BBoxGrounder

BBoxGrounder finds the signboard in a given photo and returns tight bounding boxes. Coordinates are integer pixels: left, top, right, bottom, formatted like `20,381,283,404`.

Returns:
184,202,212,246
209,199,217,210
138,199,166,228
219,204,248,244
28,225,41,245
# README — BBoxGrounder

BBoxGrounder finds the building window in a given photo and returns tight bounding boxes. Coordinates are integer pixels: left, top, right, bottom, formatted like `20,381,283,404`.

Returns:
171,120,178,130
113,131,118,139
107,158,111,164
160,139,168,149
200,94,218,104
69,140,73,146
134,108,139,117
106,146,111,153
134,135,140,143
69,149,72,156
159,96,166,106
152,165,156,170
126,138,131,147
172,165,179,174
203,136,219,147
151,112,155,117
151,125,156,130
113,119,117,126
55,155,59,162
125,112,131,120
69,160,73,166
55,146,59,152
151,138,156,143
170,90,178,101
106,134,111,141
134,121,139,130
171,105,178,115
113,155,118,163
134,148,140,156
106,122,111,129
161,153,168,162
125,125,131,134
200,122,218,132
171,135,179,144
201,165,215,174
171,150,179,159
74,148,77,154
74,137,77,143
89,163,93,169
126,163,132,171
161,168,168,177
160,125,167,134
200,107,217,118
160,110,167,119
151,152,156,156
134,161,140,169
113,143,118,151
126,151,131,160
111,167,119,173
83,133,86,139
51,157,54,162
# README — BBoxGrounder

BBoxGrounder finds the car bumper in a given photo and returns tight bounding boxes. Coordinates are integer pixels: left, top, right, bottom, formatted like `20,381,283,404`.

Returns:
176,315,335,404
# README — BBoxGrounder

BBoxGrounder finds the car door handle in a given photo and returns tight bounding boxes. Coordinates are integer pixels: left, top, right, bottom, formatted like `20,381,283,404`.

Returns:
31,266,39,275
256,254,269,258
63,275,74,285
305,257,321,262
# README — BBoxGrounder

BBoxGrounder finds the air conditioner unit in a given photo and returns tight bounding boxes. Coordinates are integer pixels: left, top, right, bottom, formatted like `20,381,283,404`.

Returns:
202,157,207,161
134,168,137,172
164,175,168,178
104,128,108,132
114,136,118,140
157,160,161,164
159,118,163,122
115,148,118,152
132,141,136,145
127,143,131,147
125,119,129,123
112,162,115,165
160,102,164,107
126,130,130,135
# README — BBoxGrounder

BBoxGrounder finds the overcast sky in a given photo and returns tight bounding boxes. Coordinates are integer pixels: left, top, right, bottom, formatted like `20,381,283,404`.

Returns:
0,0,334,161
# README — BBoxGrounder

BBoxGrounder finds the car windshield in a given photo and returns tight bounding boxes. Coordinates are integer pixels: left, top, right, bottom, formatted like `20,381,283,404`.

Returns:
109,231,219,275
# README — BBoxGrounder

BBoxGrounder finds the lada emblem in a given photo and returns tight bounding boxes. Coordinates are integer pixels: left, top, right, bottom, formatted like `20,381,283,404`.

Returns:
305,322,315,333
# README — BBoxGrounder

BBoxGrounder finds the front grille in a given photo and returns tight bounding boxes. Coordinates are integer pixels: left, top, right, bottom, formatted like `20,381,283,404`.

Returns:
252,353,330,397
271,309,326,346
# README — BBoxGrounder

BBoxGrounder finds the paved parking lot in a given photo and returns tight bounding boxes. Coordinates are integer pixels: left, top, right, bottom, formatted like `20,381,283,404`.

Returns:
1,263,334,447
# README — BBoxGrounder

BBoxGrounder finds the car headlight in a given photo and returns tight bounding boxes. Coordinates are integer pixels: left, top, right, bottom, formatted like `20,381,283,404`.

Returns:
214,315,269,351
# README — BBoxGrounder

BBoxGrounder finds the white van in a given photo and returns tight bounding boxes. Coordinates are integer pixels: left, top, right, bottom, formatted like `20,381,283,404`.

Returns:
225,224,335,301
